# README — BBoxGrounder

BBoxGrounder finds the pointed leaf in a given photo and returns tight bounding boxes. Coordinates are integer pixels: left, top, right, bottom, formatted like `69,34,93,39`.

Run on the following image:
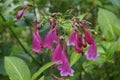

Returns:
32,62,56,80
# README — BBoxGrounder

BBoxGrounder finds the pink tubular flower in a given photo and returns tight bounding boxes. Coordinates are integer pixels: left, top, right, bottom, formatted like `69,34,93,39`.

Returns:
83,27,93,44
43,30,54,50
16,7,26,19
43,19,59,50
57,50,74,76
52,43,62,64
32,20,43,54
75,32,83,53
67,30,84,53
85,39,99,60
67,31,76,46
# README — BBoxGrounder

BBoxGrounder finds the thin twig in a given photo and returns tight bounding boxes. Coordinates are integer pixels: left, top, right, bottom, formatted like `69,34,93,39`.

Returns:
0,13,42,66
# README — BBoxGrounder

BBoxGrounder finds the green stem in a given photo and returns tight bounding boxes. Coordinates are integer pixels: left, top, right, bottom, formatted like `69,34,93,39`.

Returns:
0,13,42,66
32,0,37,20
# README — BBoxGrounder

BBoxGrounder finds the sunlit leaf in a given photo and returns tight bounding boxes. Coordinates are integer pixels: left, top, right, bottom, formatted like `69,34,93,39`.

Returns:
5,56,31,80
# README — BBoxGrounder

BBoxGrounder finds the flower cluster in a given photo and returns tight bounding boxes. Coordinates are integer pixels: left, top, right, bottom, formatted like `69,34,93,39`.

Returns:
32,18,74,76
16,8,99,76
67,19,99,60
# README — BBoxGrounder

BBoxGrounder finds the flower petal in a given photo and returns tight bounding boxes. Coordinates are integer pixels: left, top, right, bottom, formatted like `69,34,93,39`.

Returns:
43,30,54,50
57,50,74,76
32,20,43,54
52,43,62,64
75,32,83,53
32,32,43,54
85,39,99,60
83,27,93,44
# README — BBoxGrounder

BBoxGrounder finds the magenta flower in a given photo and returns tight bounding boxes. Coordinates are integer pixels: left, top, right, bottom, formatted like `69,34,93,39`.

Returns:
32,20,43,54
83,27,93,44
75,32,83,53
52,43,62,64
67,30,83,53
85,39,99,60
16,7,26,19
82,37,87,48
57,50,74,76
67,31,76,46
43,30,54,50
43,19,59,50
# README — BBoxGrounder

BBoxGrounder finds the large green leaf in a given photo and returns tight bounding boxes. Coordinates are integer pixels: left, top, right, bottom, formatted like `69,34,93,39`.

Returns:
5,56,31,80
98,8,120,40
31,62,56,80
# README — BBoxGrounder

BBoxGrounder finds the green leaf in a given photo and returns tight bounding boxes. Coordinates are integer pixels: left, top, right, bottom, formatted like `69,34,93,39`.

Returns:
5,56,31,80
70,52,81,66
98,8,120,40
31,62,56,80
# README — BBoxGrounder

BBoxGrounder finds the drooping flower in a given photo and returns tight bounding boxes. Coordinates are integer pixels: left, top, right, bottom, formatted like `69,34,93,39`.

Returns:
75,32,83,53
85,39,99,60
52,43,62,64
43,19,59,50
52,36,74,76
32,20,43,54
43,30,54,50
83,27,93,44
67,30,83,53
67,30,76,46
57,50,74,76
16,7,26,19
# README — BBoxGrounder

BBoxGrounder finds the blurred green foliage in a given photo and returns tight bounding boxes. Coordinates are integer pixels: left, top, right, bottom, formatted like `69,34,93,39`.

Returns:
0,0,120,80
